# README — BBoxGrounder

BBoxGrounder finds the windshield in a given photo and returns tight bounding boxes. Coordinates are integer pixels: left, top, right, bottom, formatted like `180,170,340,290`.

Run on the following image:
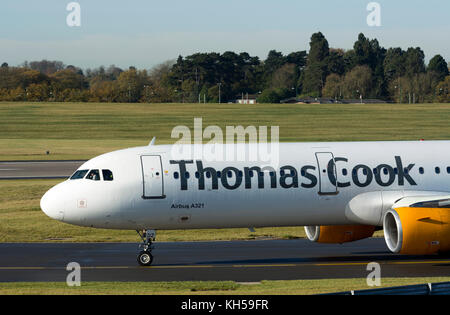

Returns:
102,169,114,181
86,169,101,181
70,169,89,180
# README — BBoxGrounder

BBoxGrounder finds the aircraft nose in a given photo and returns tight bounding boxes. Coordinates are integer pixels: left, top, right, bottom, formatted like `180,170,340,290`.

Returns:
41,187,65,221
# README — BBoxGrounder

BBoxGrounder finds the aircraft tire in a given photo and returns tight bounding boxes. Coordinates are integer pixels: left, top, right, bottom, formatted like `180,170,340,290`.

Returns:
137,250,153,266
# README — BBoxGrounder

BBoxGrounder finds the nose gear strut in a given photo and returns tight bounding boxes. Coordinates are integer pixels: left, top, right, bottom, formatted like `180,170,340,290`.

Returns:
136,229,156,266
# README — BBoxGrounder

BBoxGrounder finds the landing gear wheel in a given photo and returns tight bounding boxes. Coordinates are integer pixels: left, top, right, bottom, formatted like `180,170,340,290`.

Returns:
136,229,156,266
138,250,154,266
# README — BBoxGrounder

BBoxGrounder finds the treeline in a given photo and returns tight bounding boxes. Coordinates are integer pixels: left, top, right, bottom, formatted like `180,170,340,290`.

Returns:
0,32,449,103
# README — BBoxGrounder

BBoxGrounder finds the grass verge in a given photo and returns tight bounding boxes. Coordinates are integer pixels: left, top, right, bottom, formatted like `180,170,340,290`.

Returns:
1,277,450,295
2,102,450,160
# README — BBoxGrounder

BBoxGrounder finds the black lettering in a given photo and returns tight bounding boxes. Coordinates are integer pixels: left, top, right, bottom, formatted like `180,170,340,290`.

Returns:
263,166,277,188
170,160,193,190
196,161,219,190
395,156,417,186
352,164,373,187
301,165,317,188
221,167,242,190
374,164,395,187
328,157,351,188
244,166,264,189
280,166,298,188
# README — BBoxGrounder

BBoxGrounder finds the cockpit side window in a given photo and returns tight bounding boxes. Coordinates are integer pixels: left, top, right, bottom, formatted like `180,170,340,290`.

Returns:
86,169,101,181
70,169,89,180
102,170,114,181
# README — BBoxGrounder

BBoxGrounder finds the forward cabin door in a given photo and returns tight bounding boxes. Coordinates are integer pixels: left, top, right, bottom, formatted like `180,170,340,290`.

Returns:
315,152,338,195
141,155,166,199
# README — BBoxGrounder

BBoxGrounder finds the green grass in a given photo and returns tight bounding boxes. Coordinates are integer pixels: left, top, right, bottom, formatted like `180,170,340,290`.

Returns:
1,278,450,295
1,102,450,160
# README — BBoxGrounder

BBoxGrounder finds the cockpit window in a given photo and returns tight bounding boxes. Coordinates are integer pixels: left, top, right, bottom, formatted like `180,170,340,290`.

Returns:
102,170,114,181
86,169,101,181
70,169,89,180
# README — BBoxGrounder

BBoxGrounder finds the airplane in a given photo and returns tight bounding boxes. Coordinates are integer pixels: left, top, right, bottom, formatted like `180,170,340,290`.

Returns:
41,140,450,266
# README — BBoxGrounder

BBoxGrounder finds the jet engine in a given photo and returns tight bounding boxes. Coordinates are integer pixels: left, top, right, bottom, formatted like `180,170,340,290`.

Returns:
384,206,450,255
304,225,376,244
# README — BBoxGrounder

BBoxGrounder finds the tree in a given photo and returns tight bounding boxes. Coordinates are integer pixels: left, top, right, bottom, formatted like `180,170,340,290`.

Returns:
322,73,343,99
436,76,450,103
270,63,296,91
342,65,373,99
428,55,449,81
258,88,287,103
89,80,120,102
301,32,330,96
50,69,85,91
26,83,50,101
264,50,287,79
352,34,386,98
384,48,406,82
353,33,373,67
404,47,426,77
308,32,329,62
326,49,346,76
389,72,440,104
28,60,64,75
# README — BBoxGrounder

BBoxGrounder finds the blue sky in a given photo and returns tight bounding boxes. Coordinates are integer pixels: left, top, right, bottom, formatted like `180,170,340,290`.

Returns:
1,0,449,69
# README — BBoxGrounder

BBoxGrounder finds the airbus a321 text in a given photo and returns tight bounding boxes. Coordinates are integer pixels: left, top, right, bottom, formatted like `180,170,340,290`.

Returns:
41,140,450,265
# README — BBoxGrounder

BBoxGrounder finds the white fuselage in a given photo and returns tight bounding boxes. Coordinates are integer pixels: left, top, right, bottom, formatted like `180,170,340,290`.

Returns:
41,141,450,231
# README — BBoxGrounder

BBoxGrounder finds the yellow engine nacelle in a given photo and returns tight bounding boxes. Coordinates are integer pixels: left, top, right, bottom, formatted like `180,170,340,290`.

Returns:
384,207,450,255
304,225,376,244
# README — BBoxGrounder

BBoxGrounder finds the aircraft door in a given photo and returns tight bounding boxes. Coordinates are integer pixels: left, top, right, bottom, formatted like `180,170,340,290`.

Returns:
315,152,338,195
141,155,166,199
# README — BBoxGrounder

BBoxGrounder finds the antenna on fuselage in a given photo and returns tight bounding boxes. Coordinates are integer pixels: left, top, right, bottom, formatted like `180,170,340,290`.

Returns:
149,137,156,146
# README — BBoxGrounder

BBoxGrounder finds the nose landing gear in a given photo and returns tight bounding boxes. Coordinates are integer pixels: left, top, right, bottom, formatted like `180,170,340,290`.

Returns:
136,229,156,266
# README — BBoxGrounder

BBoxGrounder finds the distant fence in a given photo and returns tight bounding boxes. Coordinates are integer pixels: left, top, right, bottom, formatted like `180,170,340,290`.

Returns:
324,281,450,295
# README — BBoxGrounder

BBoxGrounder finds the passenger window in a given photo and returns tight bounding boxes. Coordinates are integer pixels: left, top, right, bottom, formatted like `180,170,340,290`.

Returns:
70,169,89,180
86,169,100,181
102,170,114,181
436,167,441,174
419,167,424,174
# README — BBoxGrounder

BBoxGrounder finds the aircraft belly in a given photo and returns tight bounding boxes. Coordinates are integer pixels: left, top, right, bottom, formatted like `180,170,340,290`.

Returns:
136,189,351,230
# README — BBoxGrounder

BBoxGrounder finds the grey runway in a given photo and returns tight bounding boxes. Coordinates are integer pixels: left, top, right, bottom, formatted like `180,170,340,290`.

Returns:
1,239,449,283
0,161,85,179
